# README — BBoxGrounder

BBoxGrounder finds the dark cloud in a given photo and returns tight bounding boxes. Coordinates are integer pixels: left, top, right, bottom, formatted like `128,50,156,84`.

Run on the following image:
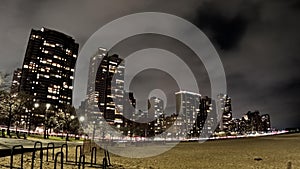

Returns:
289,0,300,10
193,0,260,50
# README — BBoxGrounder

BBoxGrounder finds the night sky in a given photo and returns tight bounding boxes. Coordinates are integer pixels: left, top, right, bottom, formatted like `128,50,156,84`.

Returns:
0,0,299,129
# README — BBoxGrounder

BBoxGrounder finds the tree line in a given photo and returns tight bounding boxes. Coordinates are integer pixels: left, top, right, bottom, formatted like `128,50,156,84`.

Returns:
0,72,82,140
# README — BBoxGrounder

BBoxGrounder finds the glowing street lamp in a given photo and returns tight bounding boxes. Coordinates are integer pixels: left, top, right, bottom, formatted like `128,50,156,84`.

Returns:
34,103,39,108
46,103,51,110
28,103,39,135
44,103,51,139
79,116,85,122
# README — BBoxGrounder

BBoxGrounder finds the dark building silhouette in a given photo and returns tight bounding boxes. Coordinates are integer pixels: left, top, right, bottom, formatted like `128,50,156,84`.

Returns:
191,96,214,137
261,114,271,131
123,91,136,136
217,94,233,132
123,92,136,121
19,27,78,111
86,48,108,122
245,111,262,132
11,68,22,95
241,111,271,133
95,54,124,129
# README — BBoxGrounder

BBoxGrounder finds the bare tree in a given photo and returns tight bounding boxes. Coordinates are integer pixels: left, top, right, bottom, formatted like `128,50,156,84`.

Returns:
0,91,32,137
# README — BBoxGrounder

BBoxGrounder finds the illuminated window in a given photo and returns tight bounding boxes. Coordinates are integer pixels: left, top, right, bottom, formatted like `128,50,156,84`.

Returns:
56,43,63,48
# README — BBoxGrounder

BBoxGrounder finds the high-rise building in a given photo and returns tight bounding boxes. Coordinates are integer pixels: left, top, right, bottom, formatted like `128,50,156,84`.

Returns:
217,94,233,132
261,114,271,132
122,91,136,136
11,68,22,95
148,97,165,136
175,91,201,138
87,48,108,96
242,110,271,132
193,96,214,137
95,54,125,129
86,48,108,122
20,27,78,112
123,91,136,121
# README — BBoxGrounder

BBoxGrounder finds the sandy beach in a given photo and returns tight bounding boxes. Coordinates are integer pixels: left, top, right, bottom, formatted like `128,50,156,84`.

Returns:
0,133,299,169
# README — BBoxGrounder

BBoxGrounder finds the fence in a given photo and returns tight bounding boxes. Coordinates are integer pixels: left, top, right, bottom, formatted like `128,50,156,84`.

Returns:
8,141,111,169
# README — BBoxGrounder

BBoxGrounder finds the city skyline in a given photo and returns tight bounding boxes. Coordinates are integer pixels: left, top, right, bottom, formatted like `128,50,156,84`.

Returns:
79,46,270,138
0,1,299,129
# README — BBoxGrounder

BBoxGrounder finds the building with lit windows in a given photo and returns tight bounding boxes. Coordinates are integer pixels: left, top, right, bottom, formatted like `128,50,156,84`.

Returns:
175,91,201,138
148,97,165,136
192,96,215,137
19,27,79,111
217,94,233,132
241,111,271,133
95,54,125,129
86,48,108,122
11,68,22,95
261,114,271,132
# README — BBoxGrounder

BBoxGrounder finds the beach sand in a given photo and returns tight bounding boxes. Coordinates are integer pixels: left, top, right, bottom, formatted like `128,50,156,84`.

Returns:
0,133,299,169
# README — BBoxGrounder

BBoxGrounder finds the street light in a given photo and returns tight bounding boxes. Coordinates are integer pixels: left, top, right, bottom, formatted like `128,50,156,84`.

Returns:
28,103,39,135
34,103,39,108
46,103,51,109
79,116,85,122
44,103,51,139
78,116,86,139
92,121,96,142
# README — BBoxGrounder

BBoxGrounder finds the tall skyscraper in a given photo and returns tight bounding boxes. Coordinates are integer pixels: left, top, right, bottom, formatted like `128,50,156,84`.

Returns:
123,91,136,121
217,94,233,132
193,96,214,137
20,27,79,111
175,91,201,138
86,48,108,122
148,97,165,136
87,48,108,96
123,91,136,136
95,54,125,129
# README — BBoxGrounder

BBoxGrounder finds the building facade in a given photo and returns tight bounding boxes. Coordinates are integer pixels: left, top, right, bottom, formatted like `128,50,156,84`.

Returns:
194,96,215,137
148,97,165,136
86,48,108,122
20,27,78,112
217,94,233,132
11,68,22,95
175,91,201,138
95,54,125,129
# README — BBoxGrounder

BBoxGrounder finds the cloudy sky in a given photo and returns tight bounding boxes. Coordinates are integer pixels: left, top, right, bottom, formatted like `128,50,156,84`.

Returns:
0,0,299,129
